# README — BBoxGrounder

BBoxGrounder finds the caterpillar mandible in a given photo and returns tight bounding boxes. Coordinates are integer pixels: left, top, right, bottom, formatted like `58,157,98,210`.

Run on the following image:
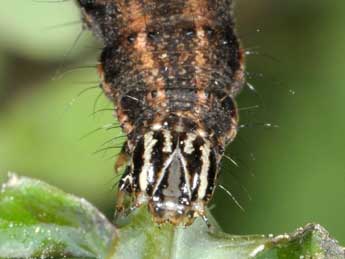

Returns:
76,0,245,226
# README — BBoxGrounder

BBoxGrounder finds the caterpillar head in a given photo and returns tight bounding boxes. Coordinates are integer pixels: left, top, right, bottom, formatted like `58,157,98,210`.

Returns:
127,130,219,225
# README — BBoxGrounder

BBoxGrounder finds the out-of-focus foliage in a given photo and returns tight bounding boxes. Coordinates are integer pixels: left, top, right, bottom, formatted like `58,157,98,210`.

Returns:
0,0,345,246
0,1,81,60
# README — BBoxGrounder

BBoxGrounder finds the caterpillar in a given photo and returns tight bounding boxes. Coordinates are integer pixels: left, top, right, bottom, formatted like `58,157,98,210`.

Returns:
76,0,245,226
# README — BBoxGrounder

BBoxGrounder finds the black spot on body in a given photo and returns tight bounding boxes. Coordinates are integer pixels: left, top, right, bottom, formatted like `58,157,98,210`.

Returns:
224,25,241,75
120,90,145,124
127,33,137,43
147,31,160,42
100,46,120,86
77,0,97,11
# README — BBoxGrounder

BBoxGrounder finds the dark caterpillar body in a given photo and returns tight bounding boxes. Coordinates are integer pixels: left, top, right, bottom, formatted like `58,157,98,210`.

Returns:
76,0,245,226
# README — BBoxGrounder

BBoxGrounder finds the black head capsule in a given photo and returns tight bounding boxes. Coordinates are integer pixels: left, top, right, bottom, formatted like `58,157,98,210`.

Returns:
118,129,219,226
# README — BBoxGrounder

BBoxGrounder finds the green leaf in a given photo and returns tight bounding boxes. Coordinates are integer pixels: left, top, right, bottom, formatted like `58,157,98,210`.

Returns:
0,175,344,259
110,207,345,259
0,174,117,258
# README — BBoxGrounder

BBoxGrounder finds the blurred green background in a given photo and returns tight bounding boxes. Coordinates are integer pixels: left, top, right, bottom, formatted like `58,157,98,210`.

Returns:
1,0,345,243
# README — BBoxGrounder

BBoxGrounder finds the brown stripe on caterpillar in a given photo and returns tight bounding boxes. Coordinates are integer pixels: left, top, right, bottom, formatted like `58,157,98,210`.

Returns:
184,0,212,107
133,31,167,110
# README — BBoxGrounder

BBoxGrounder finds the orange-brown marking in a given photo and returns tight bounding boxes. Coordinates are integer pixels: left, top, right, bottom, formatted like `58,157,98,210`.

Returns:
117,0,149,33
114,1,167,132
230,47,246,97
116,106,134,134
134,31,167,110
98,64,116,101
115,150,130,173
185,0,213,109
183,0,213,27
